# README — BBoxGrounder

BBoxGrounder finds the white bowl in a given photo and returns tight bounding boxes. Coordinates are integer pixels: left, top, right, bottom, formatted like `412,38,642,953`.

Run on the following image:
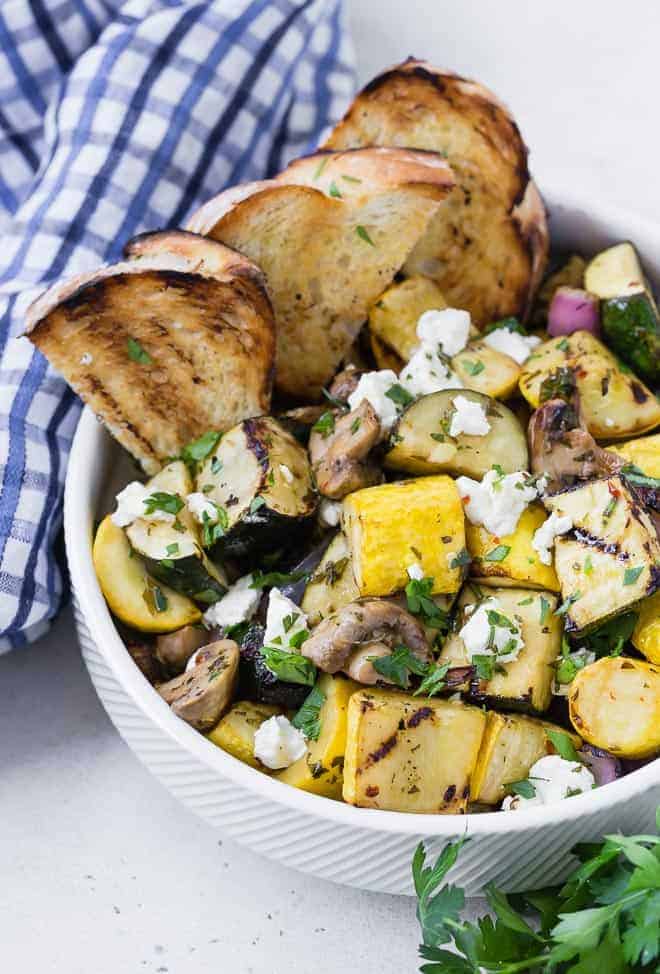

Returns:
65,184,660,896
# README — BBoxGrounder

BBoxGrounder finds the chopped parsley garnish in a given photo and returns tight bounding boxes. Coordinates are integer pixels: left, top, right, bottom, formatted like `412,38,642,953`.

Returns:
127,336,152,365
413,662,451,698
350,416,361,434
555,591,581,616
385,383,414,408
289,629,310,650
584,554,593,575
165,542,180,556
545,727,580,762
328,180,342,198
291,683,326,741
518,596,534,606
450,548,471,570
539,595,550,625
211,456,222,475
621,462,660,489
249,496,266,514
201,505,228,546
355,224,375,246
461,358,485,376
143,491,184,517
282,612,299,633
180,430,222,468
557,337,570,352
340,173,362,184
311,411,336,438
261,646,316,686
405,576,449,632
250,569,310,590
484,545,510,562
472,654,495,681
483,315,526,336
581,612,637,657
603,495,619,520
506,778,536,799
370,645,428,689
312,156,329,181
623,565,644,586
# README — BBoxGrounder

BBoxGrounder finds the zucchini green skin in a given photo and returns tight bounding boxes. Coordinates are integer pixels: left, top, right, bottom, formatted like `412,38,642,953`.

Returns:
142,553,227,604
601,294,660,385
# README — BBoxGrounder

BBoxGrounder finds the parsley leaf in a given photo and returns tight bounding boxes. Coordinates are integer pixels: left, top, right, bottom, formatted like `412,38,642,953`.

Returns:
413,662,451,698
370,645,428,689
405,576,449,632
143,491,184,517
507,779,536,799
450,548,471,570
328,180,342,198
180,430,222,468
484,545,510,562
623,565,644,586
311,411,336,438
127,336,152,364
355,224,375,246
260,646,316,686
545,728,580,762
461,358,485,376
291,683,326,740
385,383,414,408
250,569,310,590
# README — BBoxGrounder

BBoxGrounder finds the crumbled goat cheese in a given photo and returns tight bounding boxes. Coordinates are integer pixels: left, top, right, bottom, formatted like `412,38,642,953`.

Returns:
254,715,307,770
347,369,399,430
416,307,471,357
459,596,524,663
202,574,259,629
399,345,463,398
407,563,424,581
263,588,308,650
318,499,342,528
501,755,595,810
455,469,540,537
532,511,573,565
279,464,294,484
111,481,174,527
552,647,596,696
483,329,541,365
449,395,491,438
186,492,219,524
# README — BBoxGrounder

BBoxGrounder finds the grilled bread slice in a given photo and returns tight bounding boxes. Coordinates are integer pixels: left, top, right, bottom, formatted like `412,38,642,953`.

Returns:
187,147,454,399
25,231,275,473
324,59,548,327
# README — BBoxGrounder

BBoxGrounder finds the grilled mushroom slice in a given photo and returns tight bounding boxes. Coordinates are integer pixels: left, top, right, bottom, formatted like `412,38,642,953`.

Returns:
302,599,430,680
528,397,623,493
155,625,211,675
327,367,365,404
157,639,239,731
308,401,382,500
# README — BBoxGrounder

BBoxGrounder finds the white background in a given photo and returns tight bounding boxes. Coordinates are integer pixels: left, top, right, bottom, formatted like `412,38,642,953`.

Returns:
2,2,658,971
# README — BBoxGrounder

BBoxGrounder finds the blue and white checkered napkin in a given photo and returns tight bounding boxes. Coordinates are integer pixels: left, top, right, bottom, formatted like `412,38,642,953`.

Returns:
0,0,355,652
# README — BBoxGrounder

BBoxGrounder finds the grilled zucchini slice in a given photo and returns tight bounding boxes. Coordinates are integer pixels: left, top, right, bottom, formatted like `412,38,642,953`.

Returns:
385,390,528,478
342,689,487,813
472,712,583,805
608,432,660,478
451,340,521,399
633,592,660,664
207,700,281,770
519,330,660,440
544,475,660,633
196,416,317,559
585,241,660,385
368,275,448,366
568,656,660,758
301,533,360,626
466,503,560,592
277,673,358,798
126,460,227,604
439,587,562,713
93,516,201,633
342,476,466,597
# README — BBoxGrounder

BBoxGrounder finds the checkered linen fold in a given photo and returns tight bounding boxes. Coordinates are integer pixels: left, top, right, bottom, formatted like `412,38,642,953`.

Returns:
0,0,355,651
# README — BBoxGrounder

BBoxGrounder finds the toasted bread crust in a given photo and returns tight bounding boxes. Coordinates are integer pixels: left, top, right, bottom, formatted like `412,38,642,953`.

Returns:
324,59,548,325
25,234,275,473
187,147,455,398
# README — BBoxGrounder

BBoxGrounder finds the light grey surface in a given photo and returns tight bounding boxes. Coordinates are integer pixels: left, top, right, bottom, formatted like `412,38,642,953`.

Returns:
3,2,659,970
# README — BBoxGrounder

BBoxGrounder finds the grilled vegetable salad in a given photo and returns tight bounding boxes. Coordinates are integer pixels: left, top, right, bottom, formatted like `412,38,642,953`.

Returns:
29,60,659,817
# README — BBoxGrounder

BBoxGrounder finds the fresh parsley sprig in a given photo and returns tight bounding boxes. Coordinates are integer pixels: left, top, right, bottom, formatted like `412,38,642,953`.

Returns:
412,809,660,973
406,576,449,633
